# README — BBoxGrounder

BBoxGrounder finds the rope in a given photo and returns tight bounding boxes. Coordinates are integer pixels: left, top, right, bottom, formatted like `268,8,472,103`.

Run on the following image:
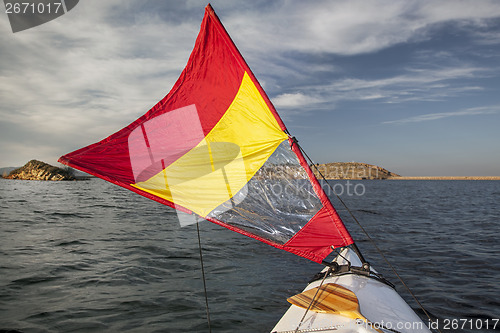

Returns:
333,247,351,266
294,141,441,333
196,219,212,333
294,267,332,333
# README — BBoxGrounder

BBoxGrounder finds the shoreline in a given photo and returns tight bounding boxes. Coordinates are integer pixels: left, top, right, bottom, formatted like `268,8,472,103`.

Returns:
388,176,500,180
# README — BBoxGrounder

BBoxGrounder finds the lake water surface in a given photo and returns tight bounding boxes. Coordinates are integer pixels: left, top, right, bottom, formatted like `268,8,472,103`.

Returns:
1,179,499,332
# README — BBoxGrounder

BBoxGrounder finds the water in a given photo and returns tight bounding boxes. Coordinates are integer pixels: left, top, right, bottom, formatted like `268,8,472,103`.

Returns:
0,179,499,332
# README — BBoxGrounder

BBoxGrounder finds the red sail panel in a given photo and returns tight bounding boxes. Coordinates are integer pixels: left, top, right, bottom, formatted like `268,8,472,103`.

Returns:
59,4,354,263
59,5,246,186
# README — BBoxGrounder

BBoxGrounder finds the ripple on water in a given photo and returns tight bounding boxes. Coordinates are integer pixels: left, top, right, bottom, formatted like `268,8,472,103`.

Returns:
0,179,498,332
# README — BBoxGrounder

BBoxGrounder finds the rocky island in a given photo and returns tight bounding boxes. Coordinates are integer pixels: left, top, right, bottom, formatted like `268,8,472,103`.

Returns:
312,162,400,180
253,161,399,180
3,160,75,181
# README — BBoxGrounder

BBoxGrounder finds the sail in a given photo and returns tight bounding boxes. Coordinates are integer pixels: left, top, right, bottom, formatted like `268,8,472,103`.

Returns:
59,4,354,263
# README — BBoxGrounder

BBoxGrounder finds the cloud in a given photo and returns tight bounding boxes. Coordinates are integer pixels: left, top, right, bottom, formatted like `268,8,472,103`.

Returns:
226,0,500,56
383,105,500,124
329,66,486,91
1,0,500,166
272,92,324,108
272,64,488,111
0,0,201,164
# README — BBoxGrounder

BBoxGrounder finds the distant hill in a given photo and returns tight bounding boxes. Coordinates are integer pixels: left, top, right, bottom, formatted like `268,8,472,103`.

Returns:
253,161,399,180
3,160,75,181
0,167,17,177
312,162,400,180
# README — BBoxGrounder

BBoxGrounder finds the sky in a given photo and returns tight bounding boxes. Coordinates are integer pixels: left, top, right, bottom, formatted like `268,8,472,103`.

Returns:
1,0,500,176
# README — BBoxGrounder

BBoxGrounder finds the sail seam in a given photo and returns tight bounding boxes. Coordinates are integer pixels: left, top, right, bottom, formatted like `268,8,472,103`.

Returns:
206,5,288,132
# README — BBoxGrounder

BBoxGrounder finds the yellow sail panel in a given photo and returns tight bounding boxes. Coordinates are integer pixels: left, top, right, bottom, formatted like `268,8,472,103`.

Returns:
132,72,288,217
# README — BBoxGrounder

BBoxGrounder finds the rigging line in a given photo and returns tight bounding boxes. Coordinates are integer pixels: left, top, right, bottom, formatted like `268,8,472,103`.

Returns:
294,142,441,333
196,217,212,333
333,247,351,266
294,267,333,333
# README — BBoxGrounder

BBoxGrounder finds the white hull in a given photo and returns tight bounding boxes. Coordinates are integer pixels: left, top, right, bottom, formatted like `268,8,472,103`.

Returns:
272,249,432,333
